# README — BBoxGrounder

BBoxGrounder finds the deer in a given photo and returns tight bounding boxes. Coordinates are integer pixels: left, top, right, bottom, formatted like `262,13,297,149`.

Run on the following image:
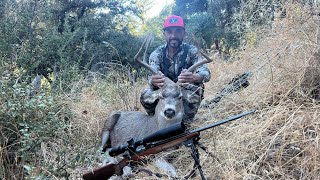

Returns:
99,36,213,177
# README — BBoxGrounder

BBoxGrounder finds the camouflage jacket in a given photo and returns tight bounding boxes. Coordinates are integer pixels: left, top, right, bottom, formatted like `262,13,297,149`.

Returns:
148,43,211,88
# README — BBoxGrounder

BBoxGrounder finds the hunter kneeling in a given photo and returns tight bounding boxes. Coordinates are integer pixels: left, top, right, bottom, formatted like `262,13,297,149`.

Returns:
140,15,211,123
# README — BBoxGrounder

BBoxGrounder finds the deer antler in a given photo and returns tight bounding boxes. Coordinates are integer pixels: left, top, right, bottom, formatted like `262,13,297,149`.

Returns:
134,36,158,75
186,50,213,73
135,37,213,85
134,36,175,85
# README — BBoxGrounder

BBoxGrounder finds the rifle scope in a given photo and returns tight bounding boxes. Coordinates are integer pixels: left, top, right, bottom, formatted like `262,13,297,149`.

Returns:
109,122,185,156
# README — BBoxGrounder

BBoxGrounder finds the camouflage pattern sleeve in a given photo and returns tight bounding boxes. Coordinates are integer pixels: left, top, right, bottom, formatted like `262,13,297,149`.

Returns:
147,46,163,89
188,45,211,83
148,48,162,72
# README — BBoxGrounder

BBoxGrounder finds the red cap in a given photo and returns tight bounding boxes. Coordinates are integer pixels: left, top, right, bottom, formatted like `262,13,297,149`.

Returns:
163,15,185,30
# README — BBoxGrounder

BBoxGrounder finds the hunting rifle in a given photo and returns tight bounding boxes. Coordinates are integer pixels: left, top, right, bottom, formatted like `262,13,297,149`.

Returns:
83,110,255,180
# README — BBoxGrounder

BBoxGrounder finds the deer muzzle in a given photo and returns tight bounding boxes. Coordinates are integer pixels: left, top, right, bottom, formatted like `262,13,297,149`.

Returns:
164,108,176,119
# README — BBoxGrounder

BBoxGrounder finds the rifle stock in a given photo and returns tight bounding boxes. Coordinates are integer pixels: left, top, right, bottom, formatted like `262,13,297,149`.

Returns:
82,160,124,180
83,132,200,180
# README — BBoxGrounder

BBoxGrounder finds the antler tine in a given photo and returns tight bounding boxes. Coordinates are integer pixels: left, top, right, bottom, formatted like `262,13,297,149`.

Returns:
134,36,158,74
186,50,213,73
143,36,153,63
134,36,148,61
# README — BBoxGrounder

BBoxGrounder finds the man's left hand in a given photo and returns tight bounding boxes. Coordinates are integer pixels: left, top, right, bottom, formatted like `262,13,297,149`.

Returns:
178,70,202,84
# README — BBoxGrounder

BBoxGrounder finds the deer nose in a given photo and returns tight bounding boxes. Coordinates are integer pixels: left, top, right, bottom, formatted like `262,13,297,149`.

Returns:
164,108,175,118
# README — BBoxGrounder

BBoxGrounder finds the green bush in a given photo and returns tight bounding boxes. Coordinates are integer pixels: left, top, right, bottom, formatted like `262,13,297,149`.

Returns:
0,72,71,179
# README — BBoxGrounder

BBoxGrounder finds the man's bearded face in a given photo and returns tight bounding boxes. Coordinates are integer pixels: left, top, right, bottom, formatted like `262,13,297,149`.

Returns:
163,27,185,48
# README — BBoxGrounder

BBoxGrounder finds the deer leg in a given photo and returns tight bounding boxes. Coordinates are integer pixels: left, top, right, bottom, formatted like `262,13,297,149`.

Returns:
102,149,123,166
122,166,133,178
100,130,109,152
100,112,121,152
155,158,177,178
102,153,118,166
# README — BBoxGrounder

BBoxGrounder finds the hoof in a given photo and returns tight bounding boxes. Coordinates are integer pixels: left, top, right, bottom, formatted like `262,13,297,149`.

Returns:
155,158,177,177
122,166,133,178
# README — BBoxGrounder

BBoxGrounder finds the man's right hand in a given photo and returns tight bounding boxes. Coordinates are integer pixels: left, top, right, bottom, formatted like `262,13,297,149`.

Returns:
151,73,165,88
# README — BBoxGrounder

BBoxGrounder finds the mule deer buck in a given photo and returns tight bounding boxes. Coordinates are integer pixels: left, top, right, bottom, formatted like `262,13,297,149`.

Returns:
99,36,212,177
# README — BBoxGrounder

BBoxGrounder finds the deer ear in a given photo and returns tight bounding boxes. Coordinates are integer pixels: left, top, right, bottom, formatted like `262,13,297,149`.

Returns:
184,90,201,104
144,90,160,104
186,93,201,104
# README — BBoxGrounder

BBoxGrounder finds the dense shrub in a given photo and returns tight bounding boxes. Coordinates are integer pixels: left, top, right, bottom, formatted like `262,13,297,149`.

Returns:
0,70,70,179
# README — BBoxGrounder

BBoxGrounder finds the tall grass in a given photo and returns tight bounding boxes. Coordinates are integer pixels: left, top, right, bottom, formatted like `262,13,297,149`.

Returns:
1,2,320,180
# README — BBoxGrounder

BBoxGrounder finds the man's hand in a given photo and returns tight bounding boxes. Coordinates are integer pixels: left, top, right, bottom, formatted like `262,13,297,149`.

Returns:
178,70,202,84
151,72,165,88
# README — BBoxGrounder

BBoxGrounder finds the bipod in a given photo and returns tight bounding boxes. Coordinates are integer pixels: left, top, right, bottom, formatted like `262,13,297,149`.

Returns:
183,136,210,180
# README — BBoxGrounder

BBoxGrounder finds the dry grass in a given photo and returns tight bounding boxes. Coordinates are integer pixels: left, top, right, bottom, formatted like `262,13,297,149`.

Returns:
58,73,148,179
186,4,320,179
31,4,320,180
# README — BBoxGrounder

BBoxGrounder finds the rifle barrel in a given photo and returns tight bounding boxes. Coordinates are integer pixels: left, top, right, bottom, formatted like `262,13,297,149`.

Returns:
191,109,255,133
